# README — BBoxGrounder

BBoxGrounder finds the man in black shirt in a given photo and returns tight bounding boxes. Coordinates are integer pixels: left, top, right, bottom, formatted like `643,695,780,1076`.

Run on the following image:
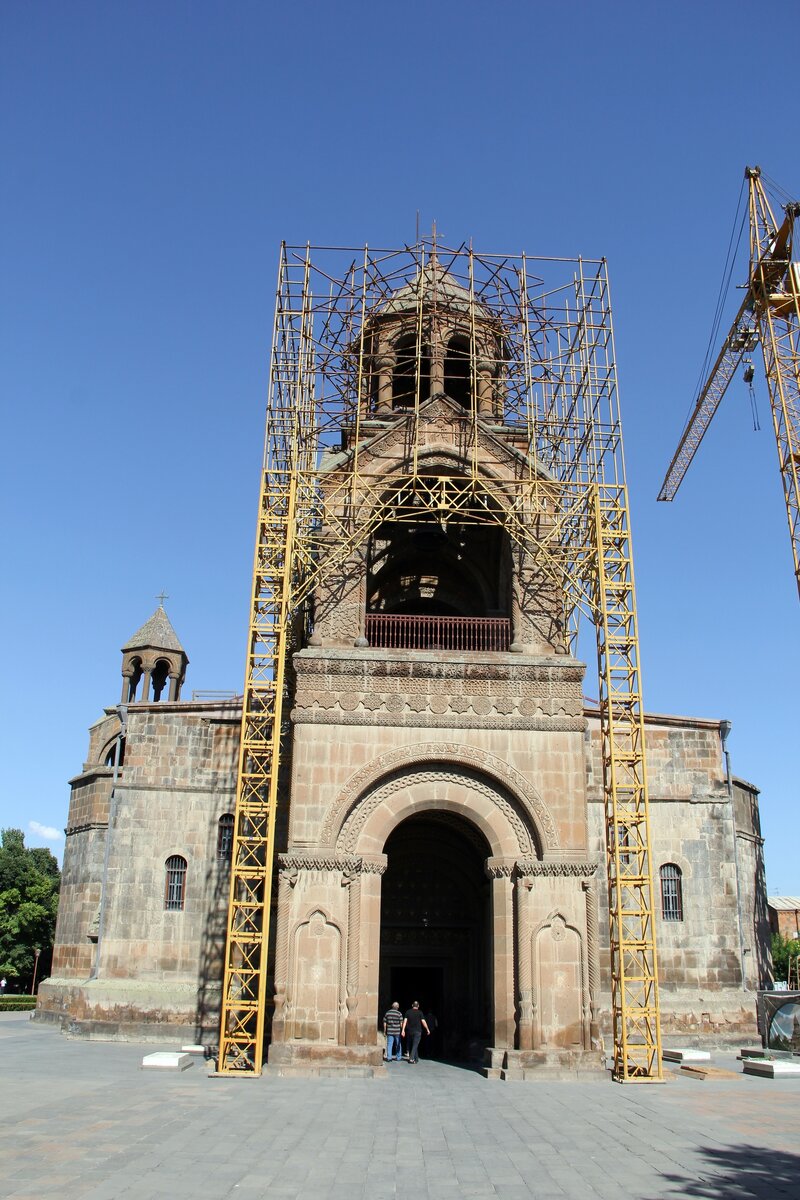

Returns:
401,1001,430,1064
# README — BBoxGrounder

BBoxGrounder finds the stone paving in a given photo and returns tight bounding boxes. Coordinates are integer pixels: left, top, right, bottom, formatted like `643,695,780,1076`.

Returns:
1,1013,798,1199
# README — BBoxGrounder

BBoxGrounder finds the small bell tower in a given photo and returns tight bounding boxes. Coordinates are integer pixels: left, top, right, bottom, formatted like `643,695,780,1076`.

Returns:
120,602,188,703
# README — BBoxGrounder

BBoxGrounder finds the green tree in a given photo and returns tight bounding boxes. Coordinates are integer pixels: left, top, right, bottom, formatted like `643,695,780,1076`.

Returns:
770,932,800,986
0,829,60,993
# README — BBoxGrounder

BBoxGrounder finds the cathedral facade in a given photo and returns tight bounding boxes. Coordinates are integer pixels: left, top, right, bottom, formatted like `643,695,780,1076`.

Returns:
38,260,771,1077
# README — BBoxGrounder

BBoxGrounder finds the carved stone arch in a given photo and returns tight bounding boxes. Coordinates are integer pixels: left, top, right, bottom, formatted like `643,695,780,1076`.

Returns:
337,767,531,860
321,742,557,854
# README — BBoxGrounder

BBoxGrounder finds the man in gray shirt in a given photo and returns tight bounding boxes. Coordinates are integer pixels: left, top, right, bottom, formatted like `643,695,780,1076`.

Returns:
383,1001,403,1061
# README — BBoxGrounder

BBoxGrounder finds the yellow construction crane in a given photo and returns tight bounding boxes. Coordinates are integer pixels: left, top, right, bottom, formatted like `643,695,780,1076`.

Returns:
658,167,800,595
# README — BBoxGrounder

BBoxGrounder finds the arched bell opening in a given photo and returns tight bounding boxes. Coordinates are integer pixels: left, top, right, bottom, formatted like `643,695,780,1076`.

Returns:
365,497,513,650
126,657,143,703
443,333,471,409
378,812,492,1062
151,659,171,702
392,333,430,409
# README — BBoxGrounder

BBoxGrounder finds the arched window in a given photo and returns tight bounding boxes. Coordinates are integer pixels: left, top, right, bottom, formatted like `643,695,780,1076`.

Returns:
660,863,683,922
103,738,126,769
164,855,187,911
217,814,234,860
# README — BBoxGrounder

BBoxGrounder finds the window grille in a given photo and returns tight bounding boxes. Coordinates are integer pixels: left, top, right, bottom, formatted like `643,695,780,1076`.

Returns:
217,814,234,860
660,863,683,922
164,855,187,911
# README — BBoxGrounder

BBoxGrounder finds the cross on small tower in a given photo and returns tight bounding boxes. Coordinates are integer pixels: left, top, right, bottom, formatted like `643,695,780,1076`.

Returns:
156,590,169,606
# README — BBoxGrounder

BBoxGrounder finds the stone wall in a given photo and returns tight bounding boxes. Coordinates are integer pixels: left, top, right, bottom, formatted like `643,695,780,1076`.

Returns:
586,711,762,1037
37,700,240,1038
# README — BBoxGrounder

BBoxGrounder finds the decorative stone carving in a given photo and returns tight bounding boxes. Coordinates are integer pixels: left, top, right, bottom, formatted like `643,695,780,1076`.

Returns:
515,860,599,878
337,768,535,858
292,704,585,732
321,742,558,851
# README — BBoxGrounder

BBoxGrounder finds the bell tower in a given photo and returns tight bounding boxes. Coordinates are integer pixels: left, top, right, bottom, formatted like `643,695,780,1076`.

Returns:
120,604,188,703
217,239,662,1083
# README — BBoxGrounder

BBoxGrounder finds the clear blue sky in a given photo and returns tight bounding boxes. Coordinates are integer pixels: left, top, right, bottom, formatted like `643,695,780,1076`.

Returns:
1,2,797,892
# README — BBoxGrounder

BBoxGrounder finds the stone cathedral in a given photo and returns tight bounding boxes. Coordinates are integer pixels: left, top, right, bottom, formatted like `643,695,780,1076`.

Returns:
39,261,771,1077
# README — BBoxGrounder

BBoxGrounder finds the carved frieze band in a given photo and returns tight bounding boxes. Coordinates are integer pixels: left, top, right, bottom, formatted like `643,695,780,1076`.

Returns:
517,859,600,878
292,706,585,732
486,857,599,878
278,852,387,876
296,654,585,686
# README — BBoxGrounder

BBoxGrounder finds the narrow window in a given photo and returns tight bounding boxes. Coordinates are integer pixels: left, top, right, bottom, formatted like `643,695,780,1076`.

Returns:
660,863,683,922
165,855,187,911
217,813,234,860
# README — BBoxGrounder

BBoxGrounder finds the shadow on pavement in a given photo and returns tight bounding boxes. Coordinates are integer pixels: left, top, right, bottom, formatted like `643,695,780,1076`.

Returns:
656,1142,800,1199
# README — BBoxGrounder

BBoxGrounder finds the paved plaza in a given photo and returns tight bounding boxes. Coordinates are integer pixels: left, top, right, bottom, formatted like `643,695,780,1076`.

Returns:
0,1013,798,1200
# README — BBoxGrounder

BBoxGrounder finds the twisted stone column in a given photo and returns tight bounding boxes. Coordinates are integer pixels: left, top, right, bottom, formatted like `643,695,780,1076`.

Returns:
515,873,534,1049
342,866,361,1044
582,876,601,1050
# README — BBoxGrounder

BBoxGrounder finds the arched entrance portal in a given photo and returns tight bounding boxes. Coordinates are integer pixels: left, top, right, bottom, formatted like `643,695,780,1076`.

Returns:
379,812,491,1061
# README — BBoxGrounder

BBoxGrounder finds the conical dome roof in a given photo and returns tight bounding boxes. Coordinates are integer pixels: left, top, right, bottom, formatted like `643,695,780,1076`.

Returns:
381,255,485,316
122,606,185,654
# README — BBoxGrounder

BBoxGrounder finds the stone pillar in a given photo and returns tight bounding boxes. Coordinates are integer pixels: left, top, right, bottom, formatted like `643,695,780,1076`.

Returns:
168,673,180,702
354,547,369,648
487,859,515,1049
356,858,386,1044
376,351,395,414
515,872,535,1050
429,323,444,394
477,358,493,415
139,664,152,703
120,671,132,703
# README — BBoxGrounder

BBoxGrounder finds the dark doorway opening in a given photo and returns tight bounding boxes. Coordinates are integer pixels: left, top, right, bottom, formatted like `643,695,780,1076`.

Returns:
379,812,491,1063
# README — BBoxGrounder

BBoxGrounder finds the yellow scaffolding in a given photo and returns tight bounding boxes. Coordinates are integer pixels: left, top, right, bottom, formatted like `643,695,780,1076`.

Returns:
217,240,662,1081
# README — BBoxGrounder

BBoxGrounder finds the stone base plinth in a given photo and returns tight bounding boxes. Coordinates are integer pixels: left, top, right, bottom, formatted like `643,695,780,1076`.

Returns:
486,1047,606,1082
265,1041,388,1078
35,977,207,1043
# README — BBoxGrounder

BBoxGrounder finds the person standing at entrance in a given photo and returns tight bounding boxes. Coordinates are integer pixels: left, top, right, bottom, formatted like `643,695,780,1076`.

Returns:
383,1001,403,1061
401,1001,429,1064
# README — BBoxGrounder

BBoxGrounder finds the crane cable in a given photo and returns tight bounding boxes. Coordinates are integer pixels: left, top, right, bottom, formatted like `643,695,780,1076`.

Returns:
680,178,748,435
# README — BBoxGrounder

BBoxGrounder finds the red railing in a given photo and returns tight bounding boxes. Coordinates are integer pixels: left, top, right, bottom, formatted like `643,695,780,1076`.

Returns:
364,613,511,652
